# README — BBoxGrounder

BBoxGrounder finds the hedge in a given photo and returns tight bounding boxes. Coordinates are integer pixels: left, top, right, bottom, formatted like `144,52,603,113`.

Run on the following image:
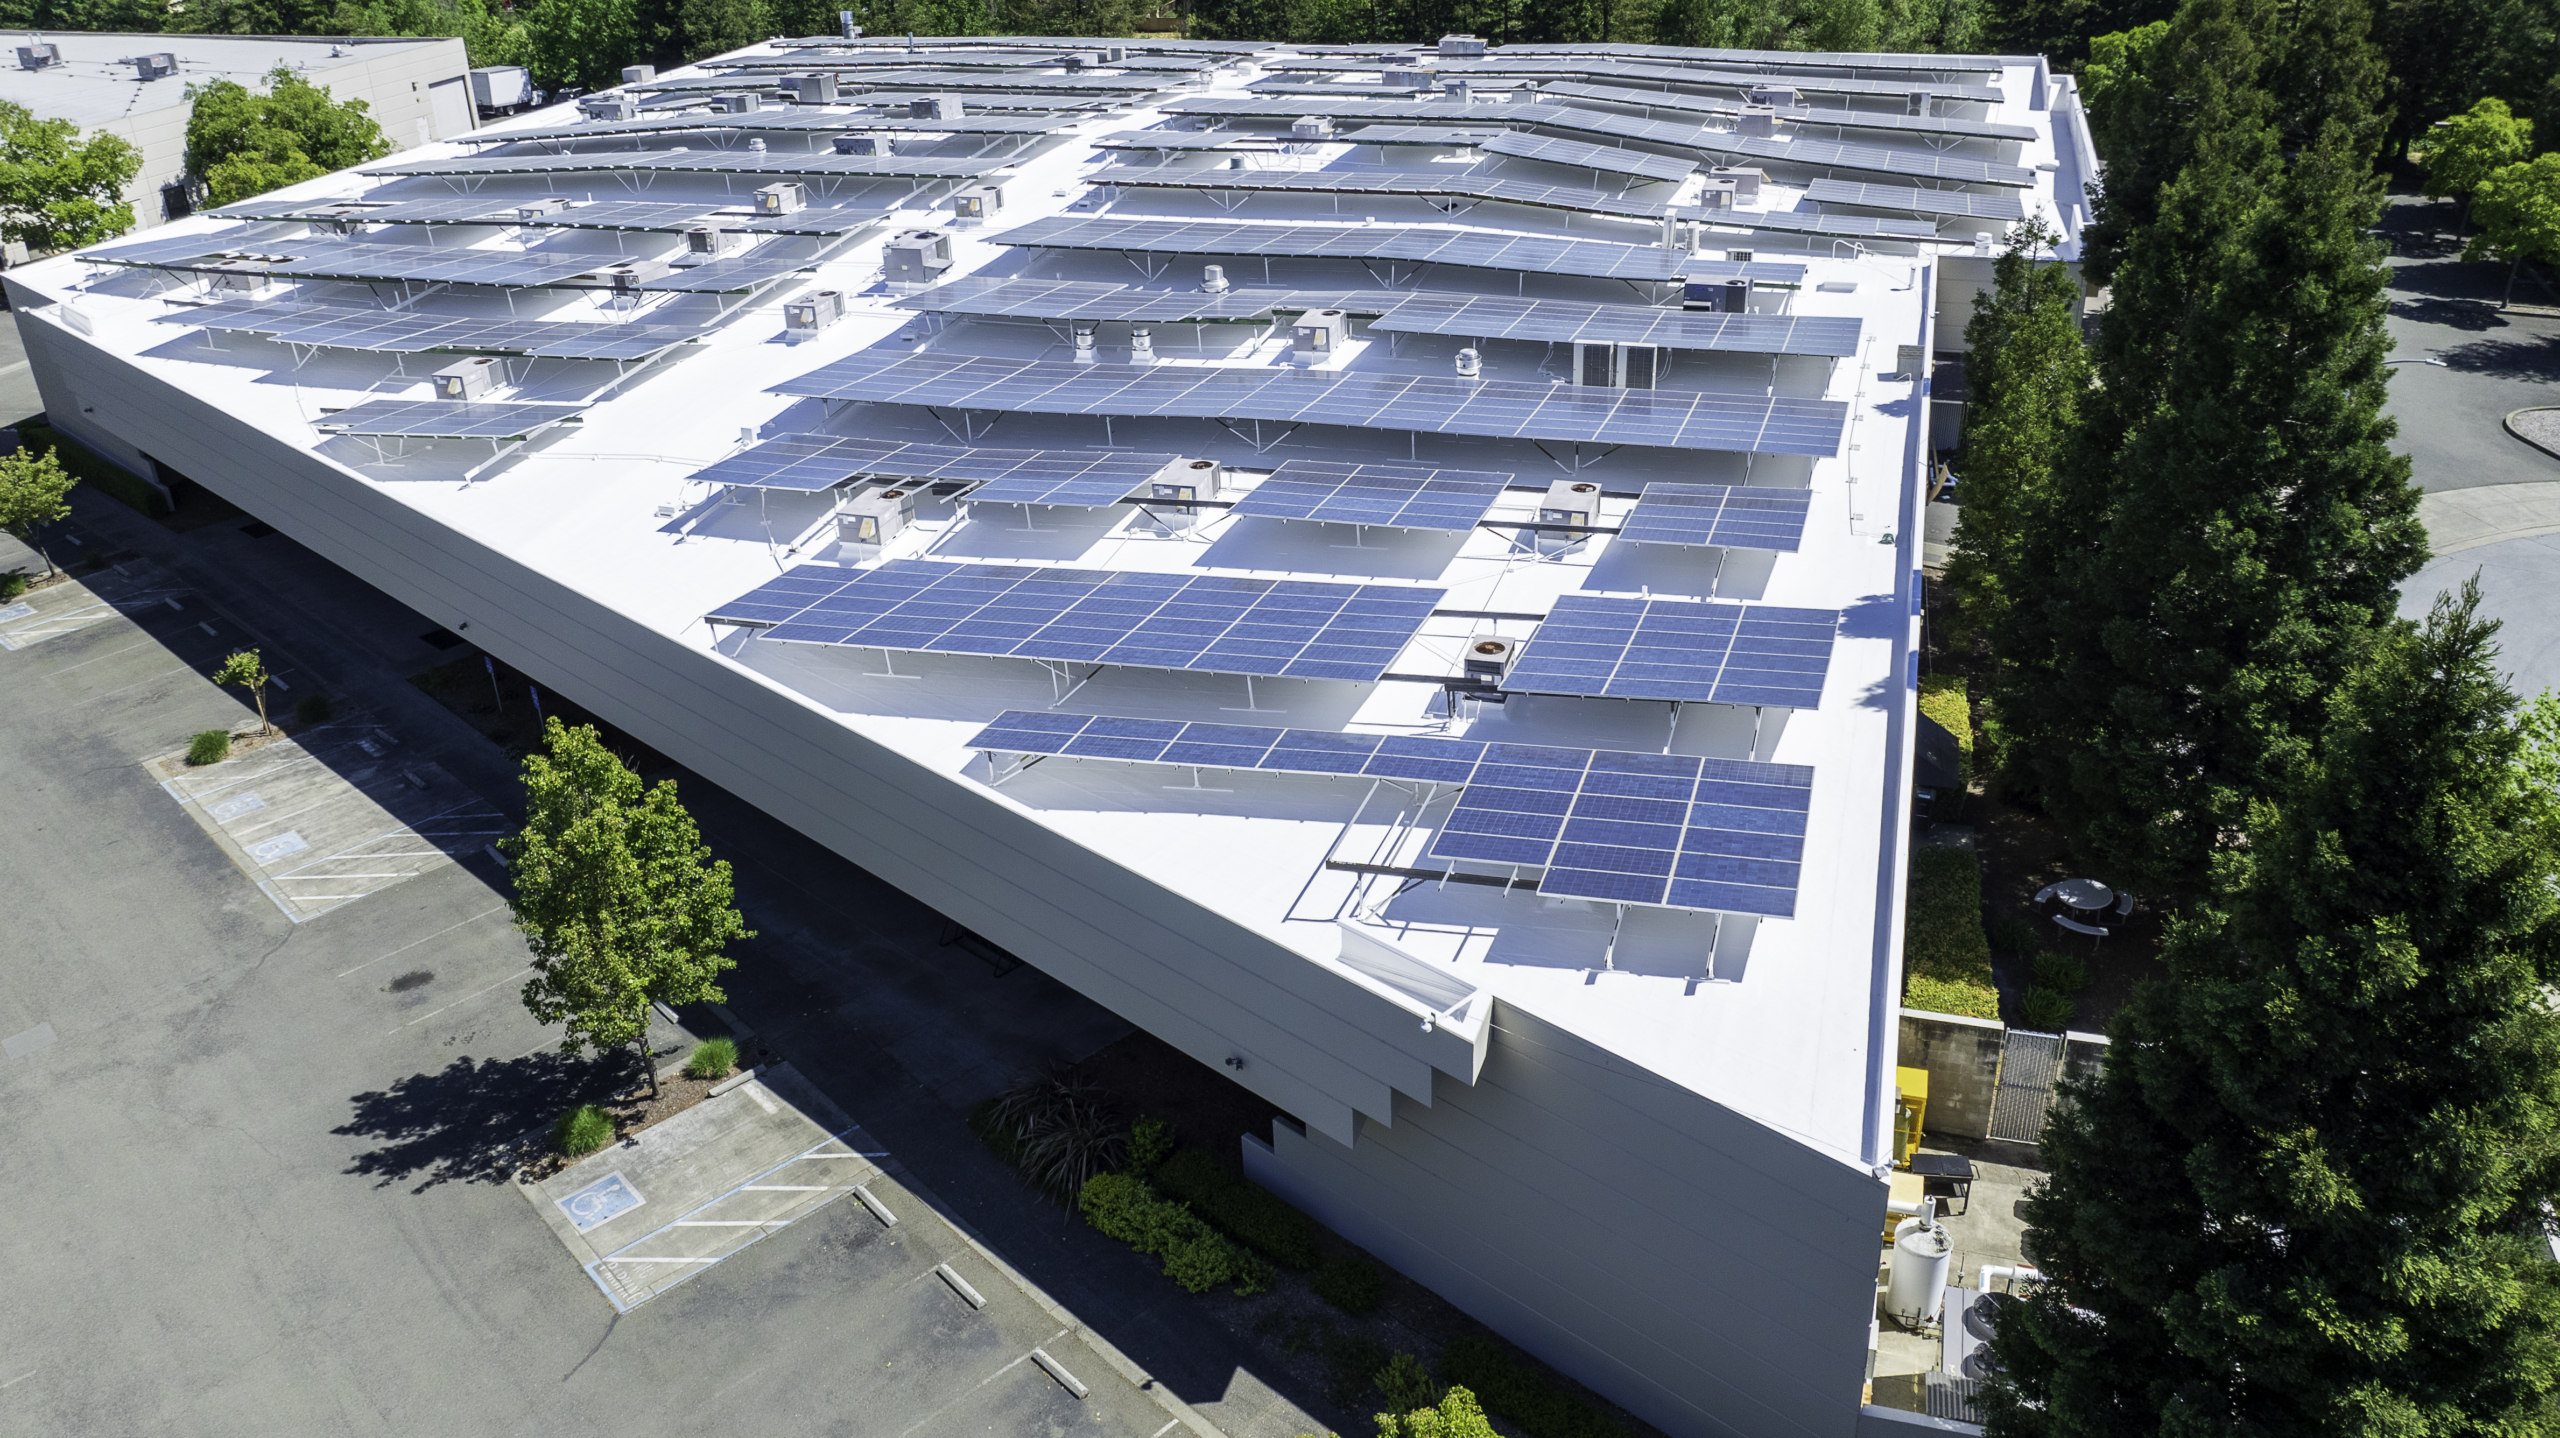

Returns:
1439,1337,1622,1438
1917,674,1973,787
1151,1148,1321,1270
1903,846,1998,1019
1078,1171,1271,1295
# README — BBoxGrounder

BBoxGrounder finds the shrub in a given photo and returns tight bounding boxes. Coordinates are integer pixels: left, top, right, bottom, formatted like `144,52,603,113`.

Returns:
1439,1337,1624,1438
1989,915,2043,955
1078,1172,1270,1296
1376,1351,1440,1414
1126,1114,1177,1178
293,693,332,725
1377,1385,1498,1438
1904,972,2002,1020
0,569,26,601
1313,1256,1387,1315
2018,986,2076,1032
1321,1331,1390,1407
1153,1147,1321,1269
553,1103,614,1157
1916,673,1973,786
987,1069,1126,1199
685,1037,737,1079
2031,950,2090,994
1903,847,1997,1017
185,729,231,766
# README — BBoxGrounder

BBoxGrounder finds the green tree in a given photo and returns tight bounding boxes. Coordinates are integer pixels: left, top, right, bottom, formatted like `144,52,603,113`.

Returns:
2466,152,2560,304
0,103,137,253
185,68,392,207
1943,219,2089,652
2420,95,2536,208
503,717,750,1095
682,0,772,54
0,447,76,576
211,650,275,736
1376,1386,1498,1438
2079,19,2169,130
524,0,643,92
1981,585,2560,1437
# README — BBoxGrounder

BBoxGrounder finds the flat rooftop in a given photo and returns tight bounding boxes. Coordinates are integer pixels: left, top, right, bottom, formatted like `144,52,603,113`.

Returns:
21,38,2079,1167
0,32,455,130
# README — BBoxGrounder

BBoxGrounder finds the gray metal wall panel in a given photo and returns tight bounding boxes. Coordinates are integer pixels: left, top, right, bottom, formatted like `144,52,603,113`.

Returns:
1247,999,1881,1438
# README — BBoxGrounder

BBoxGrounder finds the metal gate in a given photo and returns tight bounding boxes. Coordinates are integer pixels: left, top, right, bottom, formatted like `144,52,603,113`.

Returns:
1988,1028,2066,1142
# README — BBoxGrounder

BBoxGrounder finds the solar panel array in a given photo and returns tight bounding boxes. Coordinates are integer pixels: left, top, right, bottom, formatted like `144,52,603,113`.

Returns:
961,709,1816,915
1427,742,1813,913
1505,594,1839,707
1479,129,1696,183
1341,124,1515,146
361,150,1006,181
708,560,1442,681
772,350,1850,456
1532,79,2039,142
1802,177,2027,221
316,398,588,439
1508,106,2036,187
1365,293,1863,356
1535,59,2003,103
896,277,1413,321
690,433,1191,501
1095,164,1679,219
149,244,620,289
1689,206,1938,241
996,216,1692,282
186,302,699,361
1614,483,1813,550
1496,41,2004,75
1230,460,1512,531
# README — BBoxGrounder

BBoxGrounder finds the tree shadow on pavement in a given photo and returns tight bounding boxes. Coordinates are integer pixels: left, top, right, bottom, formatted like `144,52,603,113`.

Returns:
336,1050,620,1193
2439,333,2560,383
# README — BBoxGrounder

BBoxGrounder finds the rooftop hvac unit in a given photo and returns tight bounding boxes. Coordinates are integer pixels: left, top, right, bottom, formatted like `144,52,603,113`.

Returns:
1464,634,1513,682
1535,480,1600,556
607,259,672,293
433,356,502,400
1291,309,1346,364
1438,33,1486,56
515,196,571,220
1071,319,1098,362
1200,263,1229,294
205,265,271,294
1455,346,1481,378
685,225,738,255
622,64,656,84
130,52,176,80
1574,341,1656,389
951,183,1004,223
1128,326,1157,364
752,181,805,214
1735,104,1778,139
1290,114,1335,141
714,91,760,113
909,94,963,120
1684,275,1752,312
14,42,56,70
1382,67,1435,91
1441,77,1470,103
838,485,915,558
1139,477,1203,535
783,72,839,103
582,95,639,121
834,130,894,155
1711,165,1765,201
1895,344,1925,377
1696,178,1737,210
881,228,953,284
1747,84,1798,107
1725,247,1754,263
783,289,845,337
1905,89,1927,116
1106,45,1126,62
470,66,533,111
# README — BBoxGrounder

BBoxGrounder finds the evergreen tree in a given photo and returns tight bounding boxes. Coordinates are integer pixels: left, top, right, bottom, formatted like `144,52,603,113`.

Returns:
1982,585,2560,1437
1942,219,2089,653
523,0,643,92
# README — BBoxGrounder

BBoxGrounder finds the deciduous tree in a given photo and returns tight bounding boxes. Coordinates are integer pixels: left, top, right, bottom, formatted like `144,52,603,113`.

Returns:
185,68,392,206
0,448,76,576
523,0,643,92
1982,585,2560,1437
2467,151,2560,304
212,650,275,735
2421,95,2536,219
0,103,137,253
503,718,750,1095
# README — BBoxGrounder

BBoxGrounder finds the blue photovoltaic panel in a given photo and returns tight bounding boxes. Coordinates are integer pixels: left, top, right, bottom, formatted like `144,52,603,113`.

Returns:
895,276,1287,321
688,434,1187,499
1505,593,1838,707
1366,293,1861,357
996,215,1693,283
1531,79,2039,142
707,560,1442,682
1095,165,1681,219
770,350,1849,458
1478,129,1696,183
1615,483,1812,551
1801,177,2027,222
315,398,587,439
1429,745,1814,913
182,302,698,361
1504,106,2037,188
1231,460,1511,532
960,709,1814,915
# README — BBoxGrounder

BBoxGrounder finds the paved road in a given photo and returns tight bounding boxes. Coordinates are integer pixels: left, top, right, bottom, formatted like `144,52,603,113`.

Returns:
0,490,1333,1435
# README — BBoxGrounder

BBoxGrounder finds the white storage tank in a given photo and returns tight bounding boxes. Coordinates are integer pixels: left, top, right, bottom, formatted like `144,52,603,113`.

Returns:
1885,1216,1953,1327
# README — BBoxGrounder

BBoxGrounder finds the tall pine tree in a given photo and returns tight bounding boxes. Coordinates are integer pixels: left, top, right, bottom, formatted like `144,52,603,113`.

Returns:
1983,584,2560,1437
1989,0,2421,899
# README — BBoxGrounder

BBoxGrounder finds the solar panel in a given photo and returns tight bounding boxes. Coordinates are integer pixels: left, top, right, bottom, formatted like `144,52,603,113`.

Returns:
707,560,1442,682
857,91,1112,111
1615,483,1812,550
315,398,587,439
1097,130,1289,152
1689,207,1938,241
1364,294,1862,357
1428,745,1813,913
894,276,1285,321
184,302,699,361
1095,164,1678,218
1510,58,2003,102
1508,106,2036,187
771,350,1850,457
1497,42,2004,76
361,149,1004,180
1230,460,1511,531
961,708,1815,916
1167,95,1527,122
146,242,619,289
1503,594,1839,707
689,434,1190,501
995,216,1692,282
1802,177,2026,221
642,255,818,291
1479,129,1696,183
1534,79,2038,142
77,232,249,266
1339,124,1514,146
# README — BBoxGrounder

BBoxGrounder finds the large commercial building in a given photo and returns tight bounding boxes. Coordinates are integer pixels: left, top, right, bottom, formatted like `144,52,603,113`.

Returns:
0,31,472,233
10,36,2094,1438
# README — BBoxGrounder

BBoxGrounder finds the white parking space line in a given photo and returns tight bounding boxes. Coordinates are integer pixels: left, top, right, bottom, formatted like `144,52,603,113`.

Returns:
392,967,534,1034
338,905,511,978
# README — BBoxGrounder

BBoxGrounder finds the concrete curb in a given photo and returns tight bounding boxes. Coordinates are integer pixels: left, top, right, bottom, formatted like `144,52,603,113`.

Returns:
2505,408,2560,465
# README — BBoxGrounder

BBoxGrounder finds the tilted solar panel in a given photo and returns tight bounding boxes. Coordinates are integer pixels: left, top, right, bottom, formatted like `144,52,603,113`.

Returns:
315,398,587,439
894,276,1288,321
690,434,1191,501
1504,593,1838,707
1614,483,1813,550
1230,460,1512,532
1532,79,2039,142
994,216,1692,282
1509,106,2037,187
185,302,698,361
1688,207,1938,241
770,350,1849,457
1801,177,2027,221
1479,129,1696,183
706,559,1443,682
1496,41,2004,75
1094,164,1678,218
1364,294,1862,357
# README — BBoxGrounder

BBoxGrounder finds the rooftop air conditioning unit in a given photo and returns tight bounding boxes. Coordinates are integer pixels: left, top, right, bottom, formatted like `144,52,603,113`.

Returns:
131,52,176,80
15,43,58,70
607,259,672,293
1573,341,1657,389
205,264,270,294
783,288,845,337
1710,165,1765,201
1381,67,1434,91
950,183,1003,223
685,225,738,255
752,181,806,215
1138,475,1203,535
1438,33,1485,56
838,485,915,558
783,72,838,103
882,228,953,285
622,64,656,84
1200,263,1229,294
433,356,503,400
582,95,639,121
714,91,760,113
1106,45,1126,62
1464,634,1513,683
909,94,962,120
1905,89,1927,116
834,130,894,155
515,196,571,220
1736,104,1778,139
1290,114,1335,141
1747,84,1798,107
1726,248,1754,263
1291,309,1347,364
1441,77,1470,103
1684,275,1752,312
1535,480,1599,556
1696,178,1737,210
